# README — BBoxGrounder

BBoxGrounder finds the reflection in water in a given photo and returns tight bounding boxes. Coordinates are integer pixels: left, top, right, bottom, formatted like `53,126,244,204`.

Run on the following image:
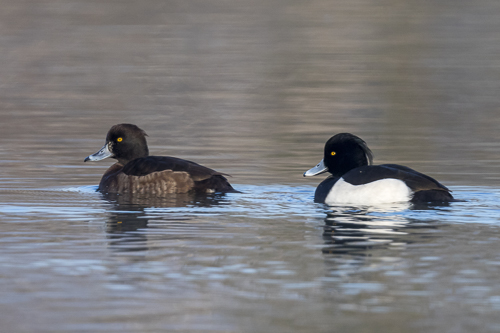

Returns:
319,203,452,307
101,191,233,209
103,192,231,253
106,209,149,252
321,203,446,255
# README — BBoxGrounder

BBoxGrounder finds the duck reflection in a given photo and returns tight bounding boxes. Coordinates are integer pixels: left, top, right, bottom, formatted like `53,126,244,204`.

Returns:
102,192,231,253
321,203,448,255
106,208,150,252
102,191,231,208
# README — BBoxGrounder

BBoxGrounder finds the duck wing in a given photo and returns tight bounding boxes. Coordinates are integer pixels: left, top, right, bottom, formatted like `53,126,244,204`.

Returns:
342,164,450,192
122,156,224,181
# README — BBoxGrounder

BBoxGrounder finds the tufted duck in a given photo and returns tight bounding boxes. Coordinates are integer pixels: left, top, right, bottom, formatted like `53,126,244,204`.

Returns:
84,124,236,195
304,133,454,204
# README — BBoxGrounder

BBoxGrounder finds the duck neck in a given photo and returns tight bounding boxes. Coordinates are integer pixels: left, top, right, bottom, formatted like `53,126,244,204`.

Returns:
117,145,149,165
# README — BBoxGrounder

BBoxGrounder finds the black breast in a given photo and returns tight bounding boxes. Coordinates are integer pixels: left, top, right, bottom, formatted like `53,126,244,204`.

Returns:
314,176,339,203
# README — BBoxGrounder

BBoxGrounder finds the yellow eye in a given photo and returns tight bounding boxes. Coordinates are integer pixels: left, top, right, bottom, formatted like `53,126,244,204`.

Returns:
331,151,336,156
117,137,123,142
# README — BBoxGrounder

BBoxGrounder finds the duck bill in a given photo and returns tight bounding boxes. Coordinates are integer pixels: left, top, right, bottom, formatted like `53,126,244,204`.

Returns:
84,143,112,162
303,159,328,177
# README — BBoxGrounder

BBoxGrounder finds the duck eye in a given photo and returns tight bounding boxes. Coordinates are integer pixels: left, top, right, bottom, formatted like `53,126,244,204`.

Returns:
117,137,123,142
331,151,336,156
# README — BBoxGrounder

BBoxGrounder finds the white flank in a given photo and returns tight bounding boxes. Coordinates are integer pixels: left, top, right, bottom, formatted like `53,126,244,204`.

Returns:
325,178,412,205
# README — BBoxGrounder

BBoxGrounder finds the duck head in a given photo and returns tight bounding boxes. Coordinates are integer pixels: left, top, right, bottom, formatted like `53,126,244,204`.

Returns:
304,133,373,178
84,124,149,165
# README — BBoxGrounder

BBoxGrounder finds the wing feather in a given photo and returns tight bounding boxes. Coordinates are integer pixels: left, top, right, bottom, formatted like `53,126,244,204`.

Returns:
342,164,450,193
121,156,222,181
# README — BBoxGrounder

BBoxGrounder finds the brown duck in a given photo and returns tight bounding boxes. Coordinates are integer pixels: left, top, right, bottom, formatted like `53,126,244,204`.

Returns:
84,124,236,195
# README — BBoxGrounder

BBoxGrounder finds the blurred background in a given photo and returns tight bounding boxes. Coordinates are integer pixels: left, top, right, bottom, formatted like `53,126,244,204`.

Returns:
1,0,500,188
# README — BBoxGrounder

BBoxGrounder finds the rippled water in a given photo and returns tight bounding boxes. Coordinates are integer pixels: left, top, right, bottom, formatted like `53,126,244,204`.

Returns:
2,0,500,332
2,184,500,332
